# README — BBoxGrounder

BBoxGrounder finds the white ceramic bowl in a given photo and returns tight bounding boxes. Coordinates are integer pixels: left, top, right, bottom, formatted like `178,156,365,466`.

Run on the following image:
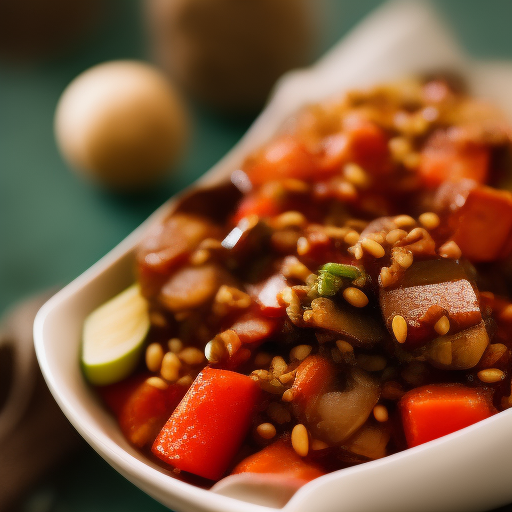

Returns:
34,2,512,511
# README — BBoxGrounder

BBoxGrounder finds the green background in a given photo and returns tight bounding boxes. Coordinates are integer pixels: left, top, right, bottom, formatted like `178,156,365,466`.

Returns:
2,1,512,511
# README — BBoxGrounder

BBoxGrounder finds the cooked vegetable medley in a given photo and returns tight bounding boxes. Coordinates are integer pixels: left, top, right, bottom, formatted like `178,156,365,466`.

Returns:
90,77,512,486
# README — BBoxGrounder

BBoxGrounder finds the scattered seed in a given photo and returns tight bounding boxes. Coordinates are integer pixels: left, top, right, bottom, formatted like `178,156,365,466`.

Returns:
146,343,164,373
279,371,296,384
393,215,416,228
178,347,205,366
477,368,505,383
343,287,369,308
297,237,310,255
161,352,181,382
256,423,277,440
168,338,183,354
290,344,312,361
282,389,295,402
336,340,354,354
205,338,227,364
434,315,450,336
344,163,370,189
419,212,440,230
373,404,389,423
379,267,395,288
394,250,413,269
176,375,193,387
311,439,329,451
386,229,408,245
344,230,360,246
392,315,408,343
439,240,462,259
274,211,307,229
146,376,168,390
291,424,309,457
361,238,385,258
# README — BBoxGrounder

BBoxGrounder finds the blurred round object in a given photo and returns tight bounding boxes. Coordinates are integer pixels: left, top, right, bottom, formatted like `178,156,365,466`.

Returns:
0,0,102,62
55,61,190,192
146,0,314,114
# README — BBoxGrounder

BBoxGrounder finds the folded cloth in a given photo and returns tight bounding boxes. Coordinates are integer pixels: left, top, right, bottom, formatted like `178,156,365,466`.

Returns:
0,293,84,512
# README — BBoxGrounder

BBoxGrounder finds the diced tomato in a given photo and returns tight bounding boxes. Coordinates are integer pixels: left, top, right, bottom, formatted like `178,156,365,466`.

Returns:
152,368,261,480
232,193,282,225
231,438,325,483
400,384,496,448
97,374,187,448
243,135,319,186
291,355,337,415
448,185,512,261
319,118,390,176
419,130,489,188
246,273,288,317
230,308,280,344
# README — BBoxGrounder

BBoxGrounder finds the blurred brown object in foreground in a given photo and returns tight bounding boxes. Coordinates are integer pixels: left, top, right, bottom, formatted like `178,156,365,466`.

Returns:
0,0,103,63
146,0,316,114
0,293,84,512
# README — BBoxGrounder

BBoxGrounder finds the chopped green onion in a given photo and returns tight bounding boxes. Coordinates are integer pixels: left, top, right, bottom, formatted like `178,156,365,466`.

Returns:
317,271,343,296
320,263,361,280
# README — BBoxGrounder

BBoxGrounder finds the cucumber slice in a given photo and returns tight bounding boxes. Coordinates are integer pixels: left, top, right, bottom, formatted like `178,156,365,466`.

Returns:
82,284,150,385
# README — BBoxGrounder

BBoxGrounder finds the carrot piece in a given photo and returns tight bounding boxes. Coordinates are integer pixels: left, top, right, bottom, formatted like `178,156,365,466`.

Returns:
419,131,489,187
243,135,318,186
291,355,337,414
97,374,186,448
400,384,496,448
449,186,512,261
152,367,261,480
232,438,325,483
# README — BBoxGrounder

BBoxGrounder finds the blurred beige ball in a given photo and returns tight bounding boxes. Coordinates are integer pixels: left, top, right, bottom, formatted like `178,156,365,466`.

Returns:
55,60,189,191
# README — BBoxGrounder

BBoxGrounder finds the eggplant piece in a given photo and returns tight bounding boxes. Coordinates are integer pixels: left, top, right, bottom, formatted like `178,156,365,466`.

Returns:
423,321,489,370
305,297,387,348
159,263,235,312
380,259,481,348
137,213,221,298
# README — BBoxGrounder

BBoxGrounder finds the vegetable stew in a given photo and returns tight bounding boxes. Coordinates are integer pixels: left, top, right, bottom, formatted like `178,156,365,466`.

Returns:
88,76,512,487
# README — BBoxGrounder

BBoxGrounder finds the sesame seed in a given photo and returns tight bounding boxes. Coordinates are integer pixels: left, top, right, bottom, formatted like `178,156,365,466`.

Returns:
439,240,462,259
394,250,413,269
176,375,193,387
145,343,164,373
311,439,329,451
256,423,277,440
290,344,312,361
282,389,295,402
373,405,389,422
361,238,385,258
386,229,408,245
273,211,307,229
297,237,310,255
344,230,360,246
178,347,206,366
161,352,181,382
477,368,505,383
205,339,227,364
344,163,370,189
291,424,309,457
392,315,408,343
393,215,416,228
336,340,354,354
146,377,168,390
379,267,395,288
343,287,369,308
419,212,440,230
434,315,450,336
168,338,183,354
